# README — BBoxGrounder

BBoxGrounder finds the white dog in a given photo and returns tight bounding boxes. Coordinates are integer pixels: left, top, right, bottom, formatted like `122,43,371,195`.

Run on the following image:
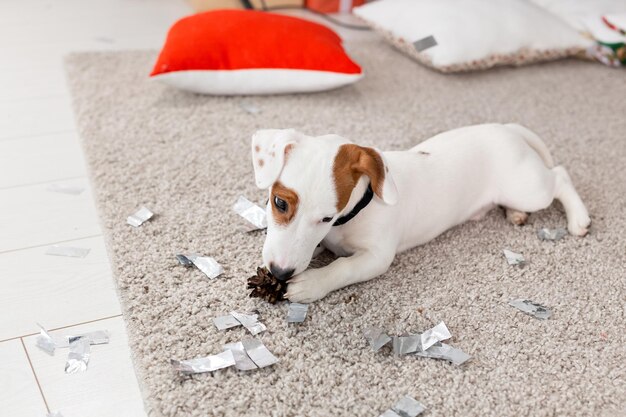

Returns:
251,124,590,303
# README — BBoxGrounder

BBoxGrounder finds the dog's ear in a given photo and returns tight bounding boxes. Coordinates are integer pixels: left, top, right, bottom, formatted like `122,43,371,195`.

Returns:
333,144,398,209
251,129,302,189
369,147,398,205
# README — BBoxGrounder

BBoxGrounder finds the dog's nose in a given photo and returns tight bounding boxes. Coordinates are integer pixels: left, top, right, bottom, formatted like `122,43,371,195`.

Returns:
269,263,295,281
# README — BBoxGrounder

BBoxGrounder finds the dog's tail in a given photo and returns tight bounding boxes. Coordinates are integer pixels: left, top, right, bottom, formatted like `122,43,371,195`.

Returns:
505,123,554,168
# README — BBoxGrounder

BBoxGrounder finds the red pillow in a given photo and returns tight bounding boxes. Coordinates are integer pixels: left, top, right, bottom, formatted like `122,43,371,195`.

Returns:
150,10,363,95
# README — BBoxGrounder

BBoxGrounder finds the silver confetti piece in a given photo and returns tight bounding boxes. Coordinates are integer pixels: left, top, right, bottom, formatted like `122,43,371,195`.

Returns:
537,227,567,241
35,324,109,354
127,206,154,227
35,324,57,355
230,311,266,335
381,395,426,417
503,249,525,266
223,342,258,371
420,321,451,351
64,338,91,374
509,299,552,320
392,334,421,356
188,254,224,279
175,254,194,266
415,342,471,366
45,245,90,258
364,327,392,352
241,338,279,368
46,183,85,195
61,330,110,347
394,395,426,417
233,196,267,232
286,303,308,323
171,350,236,374
413,35,437,52
213,314,242,331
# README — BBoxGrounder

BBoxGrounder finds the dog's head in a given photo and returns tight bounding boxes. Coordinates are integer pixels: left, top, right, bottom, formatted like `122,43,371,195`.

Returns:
251,129,398,281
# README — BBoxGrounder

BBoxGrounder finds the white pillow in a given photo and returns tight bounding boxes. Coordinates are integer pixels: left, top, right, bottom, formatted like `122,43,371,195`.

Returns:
353,0,593,72
529,0,626,31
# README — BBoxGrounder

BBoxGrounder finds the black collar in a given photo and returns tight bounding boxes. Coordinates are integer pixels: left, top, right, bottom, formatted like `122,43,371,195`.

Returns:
333,184,374,227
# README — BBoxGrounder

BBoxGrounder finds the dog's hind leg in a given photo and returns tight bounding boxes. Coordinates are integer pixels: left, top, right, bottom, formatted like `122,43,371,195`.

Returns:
496,159,590,236
552,166,591,236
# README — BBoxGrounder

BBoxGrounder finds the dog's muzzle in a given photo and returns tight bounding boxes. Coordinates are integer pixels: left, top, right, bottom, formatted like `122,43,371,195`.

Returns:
269,264,295,281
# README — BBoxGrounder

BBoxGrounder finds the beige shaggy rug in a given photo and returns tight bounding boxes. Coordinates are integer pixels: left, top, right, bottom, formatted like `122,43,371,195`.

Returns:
65,40,626,417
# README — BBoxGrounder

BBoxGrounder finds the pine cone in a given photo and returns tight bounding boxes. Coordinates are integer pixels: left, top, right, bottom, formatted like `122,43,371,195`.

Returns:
247,266,287,304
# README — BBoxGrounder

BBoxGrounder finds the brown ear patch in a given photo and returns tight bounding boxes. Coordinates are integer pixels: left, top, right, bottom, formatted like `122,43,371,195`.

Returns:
270,182,299,225
333,144,386,211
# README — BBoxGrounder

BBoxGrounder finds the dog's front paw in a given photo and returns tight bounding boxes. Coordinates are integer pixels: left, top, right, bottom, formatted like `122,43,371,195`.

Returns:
286,270,330,303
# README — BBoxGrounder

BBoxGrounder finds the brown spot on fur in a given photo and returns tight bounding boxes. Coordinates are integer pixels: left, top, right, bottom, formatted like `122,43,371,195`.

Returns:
258,159,264,167
271,182,299,225
332,144,386,211
254,145,260,153
418,150,430,155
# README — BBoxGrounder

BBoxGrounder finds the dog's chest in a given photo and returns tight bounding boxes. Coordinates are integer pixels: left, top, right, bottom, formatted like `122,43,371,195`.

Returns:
323,229,356,257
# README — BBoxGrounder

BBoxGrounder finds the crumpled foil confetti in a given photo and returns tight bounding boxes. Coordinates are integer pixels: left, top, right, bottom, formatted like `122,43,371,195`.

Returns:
392,334,421,356
509,299,552,320
420,321,451,351
415,342,472,366
176,254,224,279
223,341,258,371
286,303,308,323
64,338,91,374
380,395,426,417
230,311,267,335
35,324,109,355
46,183,85,195
213,314,242,331
127,206,154,227
172,339,278,374
171,350,236,374
45,245,90,258
369,322,470,365
537,227,568,241
241,338,279,368
36,324,58,355
61,330,110,347
190,255,224,279
233,196,267,232
175,254,194,267
363,327,392,352
503,249,525,266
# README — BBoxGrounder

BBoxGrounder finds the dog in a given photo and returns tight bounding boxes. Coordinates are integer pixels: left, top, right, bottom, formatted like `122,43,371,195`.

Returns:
250,124,591,303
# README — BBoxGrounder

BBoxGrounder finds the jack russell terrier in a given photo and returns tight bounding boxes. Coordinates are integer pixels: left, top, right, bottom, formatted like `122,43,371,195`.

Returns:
251,124,590,303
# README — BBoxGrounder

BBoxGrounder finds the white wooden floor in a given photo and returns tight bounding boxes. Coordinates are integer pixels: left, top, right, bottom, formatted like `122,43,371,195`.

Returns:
0,1,190,416
0,1,370,415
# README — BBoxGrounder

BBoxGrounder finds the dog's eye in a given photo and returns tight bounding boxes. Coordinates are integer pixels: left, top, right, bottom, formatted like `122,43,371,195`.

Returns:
273,196,288,213
321,216,333,223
